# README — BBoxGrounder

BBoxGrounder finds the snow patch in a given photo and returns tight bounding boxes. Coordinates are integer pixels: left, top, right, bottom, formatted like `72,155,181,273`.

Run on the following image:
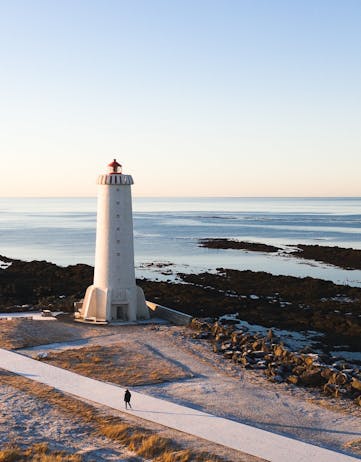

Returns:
0,311,63,320
219,314,324,352
0,260,12,269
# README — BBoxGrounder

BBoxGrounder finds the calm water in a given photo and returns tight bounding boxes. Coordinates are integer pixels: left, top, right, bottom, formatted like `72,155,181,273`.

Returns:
1,197,361,286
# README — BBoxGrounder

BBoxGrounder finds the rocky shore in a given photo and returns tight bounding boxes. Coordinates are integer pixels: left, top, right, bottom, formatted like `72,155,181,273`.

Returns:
199,239,280,253
199,238,361,270
291,244,361,270
1,253,361,416
141,269,361,351
1,255,360,353
190,316,361,406
0,255,92,312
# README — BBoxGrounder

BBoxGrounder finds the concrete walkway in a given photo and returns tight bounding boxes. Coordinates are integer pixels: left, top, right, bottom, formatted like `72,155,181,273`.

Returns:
0,348,359,462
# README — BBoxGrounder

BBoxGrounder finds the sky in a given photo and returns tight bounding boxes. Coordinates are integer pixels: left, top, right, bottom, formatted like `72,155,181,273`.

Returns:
0,0,360,197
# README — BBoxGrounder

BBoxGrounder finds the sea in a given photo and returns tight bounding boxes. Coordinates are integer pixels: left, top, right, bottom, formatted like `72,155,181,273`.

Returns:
1,197,361,287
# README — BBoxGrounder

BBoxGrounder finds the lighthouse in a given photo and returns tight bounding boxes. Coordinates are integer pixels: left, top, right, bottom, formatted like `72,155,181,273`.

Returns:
79,159,149,323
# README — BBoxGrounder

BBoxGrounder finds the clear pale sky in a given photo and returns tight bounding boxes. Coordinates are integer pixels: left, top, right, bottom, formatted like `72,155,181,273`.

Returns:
0,0,360,197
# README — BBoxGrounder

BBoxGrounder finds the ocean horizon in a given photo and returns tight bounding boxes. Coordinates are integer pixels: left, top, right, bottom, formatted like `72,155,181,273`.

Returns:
1,196,361,287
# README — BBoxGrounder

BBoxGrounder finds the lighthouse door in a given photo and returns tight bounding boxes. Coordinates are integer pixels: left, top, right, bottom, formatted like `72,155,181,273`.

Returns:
112,304,128,321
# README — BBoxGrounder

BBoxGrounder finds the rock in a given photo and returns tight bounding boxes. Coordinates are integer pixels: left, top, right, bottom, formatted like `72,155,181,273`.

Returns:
351,378,361,392
292,354,304,365
232,351,242,362
324,383,339,397
303,356,316,367
276,364,290,375
327,372,349,386
191,319,212,331
267,328,274,340
231,331,245,345
250,351,266,359
269,375,284,383
240,356,252,367
321,367,335,380
252,340,263,350
189,317,359,404
255,361,267,369
332,360,350,370
274,345,286,358
212,342,221,353
300,369,324,387
287,375,299,385
239,334,252,345
223,350,234,359
215,333,227,342
212,322,223,335
354,395,361,406
292,365,306,376
220,342,232,351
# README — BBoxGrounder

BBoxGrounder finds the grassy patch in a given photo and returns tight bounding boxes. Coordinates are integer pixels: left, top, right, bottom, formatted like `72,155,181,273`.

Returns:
0,319,107,350
344,439,361,454
0,442,82,461
0,370,229,462
42,343,190,386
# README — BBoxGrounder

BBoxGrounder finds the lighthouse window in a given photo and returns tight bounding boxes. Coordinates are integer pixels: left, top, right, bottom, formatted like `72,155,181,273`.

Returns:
117,252,120,256
116,188,120,191
116,201,120,205
116,214,120,218
117,240,120,243
116,227,120,231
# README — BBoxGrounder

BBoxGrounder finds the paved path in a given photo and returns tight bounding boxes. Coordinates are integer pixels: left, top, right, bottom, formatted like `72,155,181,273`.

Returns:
0,348,359,462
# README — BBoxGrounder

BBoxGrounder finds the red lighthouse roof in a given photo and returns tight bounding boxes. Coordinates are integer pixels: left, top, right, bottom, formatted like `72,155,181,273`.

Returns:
108,158,122,174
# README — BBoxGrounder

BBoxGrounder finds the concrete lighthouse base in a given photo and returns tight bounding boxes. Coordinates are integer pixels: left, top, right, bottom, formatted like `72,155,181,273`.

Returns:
78,284,149,324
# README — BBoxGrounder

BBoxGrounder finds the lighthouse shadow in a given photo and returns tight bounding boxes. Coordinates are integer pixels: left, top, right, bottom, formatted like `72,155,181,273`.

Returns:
141,342,200,379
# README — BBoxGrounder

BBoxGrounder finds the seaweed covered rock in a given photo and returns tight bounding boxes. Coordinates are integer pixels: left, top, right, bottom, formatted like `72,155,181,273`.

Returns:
0,257,93,312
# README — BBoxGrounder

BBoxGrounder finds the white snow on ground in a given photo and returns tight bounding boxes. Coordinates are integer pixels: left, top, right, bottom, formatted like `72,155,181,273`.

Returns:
0,347,359,462
0,311,62,320
0,384,137,461
219,314,361,362
0,260,12,269
15,325,361,461
219,314,325,351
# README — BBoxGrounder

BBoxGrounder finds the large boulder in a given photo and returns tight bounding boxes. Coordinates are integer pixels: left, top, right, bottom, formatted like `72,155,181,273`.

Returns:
287,375,299,385
324,383,339,397
300,369,325,387
351,378,361,392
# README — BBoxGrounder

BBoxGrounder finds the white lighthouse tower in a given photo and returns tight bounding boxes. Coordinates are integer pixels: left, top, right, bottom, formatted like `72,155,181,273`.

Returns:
79,159,149,323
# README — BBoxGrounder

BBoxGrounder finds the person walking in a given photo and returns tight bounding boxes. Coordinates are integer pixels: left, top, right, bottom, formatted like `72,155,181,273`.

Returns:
124,388,132,409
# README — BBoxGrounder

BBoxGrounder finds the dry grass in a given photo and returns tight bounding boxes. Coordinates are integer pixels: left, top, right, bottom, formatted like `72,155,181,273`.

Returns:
0,369,229,462
344,439,361,454
42,343,190,386
0,442,82,461
0,319,107,350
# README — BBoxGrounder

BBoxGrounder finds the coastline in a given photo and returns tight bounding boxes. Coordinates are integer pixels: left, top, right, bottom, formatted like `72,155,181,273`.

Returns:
1,253,360,354
1,253,361,458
